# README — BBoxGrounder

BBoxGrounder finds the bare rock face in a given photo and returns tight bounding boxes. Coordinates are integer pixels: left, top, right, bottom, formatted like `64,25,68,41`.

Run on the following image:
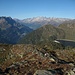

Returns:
0,17,33,44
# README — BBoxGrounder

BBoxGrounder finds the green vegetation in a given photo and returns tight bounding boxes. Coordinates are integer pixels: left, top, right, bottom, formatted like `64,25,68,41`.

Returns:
59,20,75,41
37,41,64,51
19,24,65,44
0,44,12,64
18,20,75,49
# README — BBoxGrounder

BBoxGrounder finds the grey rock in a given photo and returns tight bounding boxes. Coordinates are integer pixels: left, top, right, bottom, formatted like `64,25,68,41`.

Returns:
73,68,75,72
34,70,56,75
32,49,44,57
69,63,74,67
65,70,75,75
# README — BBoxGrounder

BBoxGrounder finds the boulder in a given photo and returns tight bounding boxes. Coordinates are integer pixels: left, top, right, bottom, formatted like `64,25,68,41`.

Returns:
34,70,56,75
65,70,75,75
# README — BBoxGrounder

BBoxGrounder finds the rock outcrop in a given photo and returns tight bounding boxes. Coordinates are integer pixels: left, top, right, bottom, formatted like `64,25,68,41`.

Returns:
0,44,75,75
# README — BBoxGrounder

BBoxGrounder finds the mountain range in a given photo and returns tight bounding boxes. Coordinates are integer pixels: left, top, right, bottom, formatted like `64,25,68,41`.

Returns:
0,16,75,46
14,17,71,30
19,19,75,47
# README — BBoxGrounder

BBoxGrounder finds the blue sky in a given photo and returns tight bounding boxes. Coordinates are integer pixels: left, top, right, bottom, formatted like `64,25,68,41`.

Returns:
0,0,75,19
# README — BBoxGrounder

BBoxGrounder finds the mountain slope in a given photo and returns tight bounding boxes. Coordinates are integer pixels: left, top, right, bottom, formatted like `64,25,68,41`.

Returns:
19,24,65,44
0,16,33,44
59,20,75,41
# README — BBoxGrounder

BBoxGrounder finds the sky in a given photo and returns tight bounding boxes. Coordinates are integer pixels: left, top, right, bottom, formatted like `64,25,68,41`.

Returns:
0,0,75,19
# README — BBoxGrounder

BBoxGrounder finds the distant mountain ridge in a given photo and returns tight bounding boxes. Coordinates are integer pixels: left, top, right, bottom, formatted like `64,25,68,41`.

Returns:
0,16,75,45
19,19,75,47
19,24,65,44
14,17,71,30
0,16,33,44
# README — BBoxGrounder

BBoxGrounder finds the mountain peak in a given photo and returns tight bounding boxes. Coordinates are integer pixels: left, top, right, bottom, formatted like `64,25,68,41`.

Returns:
15,17,72,30
0,16,33,44
0,16,12,20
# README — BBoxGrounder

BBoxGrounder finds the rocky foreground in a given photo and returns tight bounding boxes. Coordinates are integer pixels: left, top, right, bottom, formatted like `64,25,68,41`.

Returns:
0,44,75,75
